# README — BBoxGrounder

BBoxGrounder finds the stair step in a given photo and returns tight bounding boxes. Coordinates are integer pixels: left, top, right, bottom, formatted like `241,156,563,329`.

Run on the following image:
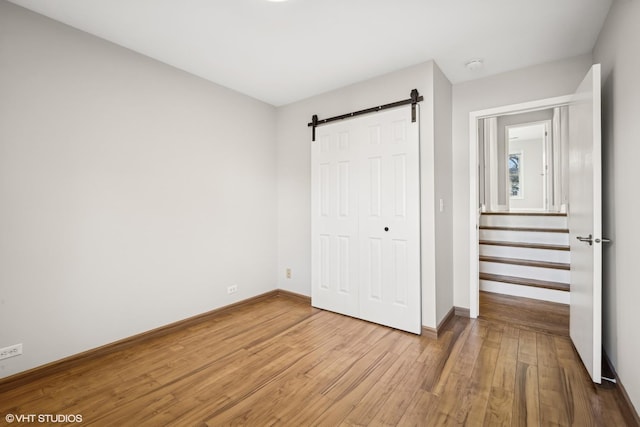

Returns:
479,281,570,304
479,225,569,233
479,240,570,251
480,261,570,282
480,243,570,264
479,273,569,292
482,212,566,216
480,213,568,228
479,255,570,270
480,229,569,246
479,213,571,303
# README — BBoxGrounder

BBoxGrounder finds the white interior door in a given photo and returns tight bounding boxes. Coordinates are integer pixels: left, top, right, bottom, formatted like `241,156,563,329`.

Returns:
358,109,421,334
311,121,360,317
311,106,421,334
568,64,602,383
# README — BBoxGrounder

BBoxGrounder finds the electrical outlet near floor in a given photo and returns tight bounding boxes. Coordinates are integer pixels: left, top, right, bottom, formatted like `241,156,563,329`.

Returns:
227,285,237,294
0,343,23,360
286,268,291,279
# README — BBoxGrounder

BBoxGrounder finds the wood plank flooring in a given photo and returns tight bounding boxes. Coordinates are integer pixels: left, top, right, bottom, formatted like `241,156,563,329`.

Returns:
479,291,570,336
1,292,637,426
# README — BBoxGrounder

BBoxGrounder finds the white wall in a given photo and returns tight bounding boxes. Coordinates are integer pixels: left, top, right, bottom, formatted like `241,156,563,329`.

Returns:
0,1,277,378
594,0,640,413
276,61,453,328
451,54,593,309
433,65,454,325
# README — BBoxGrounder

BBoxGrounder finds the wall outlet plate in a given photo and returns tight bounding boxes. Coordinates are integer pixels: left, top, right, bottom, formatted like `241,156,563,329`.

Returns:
227,285,237,294
0,343,23,360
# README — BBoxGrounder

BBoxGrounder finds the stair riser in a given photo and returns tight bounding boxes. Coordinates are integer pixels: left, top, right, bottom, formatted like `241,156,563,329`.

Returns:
479,229,569,245
480,262,570,283
480,280,570,304
479,245,570,264
480,215,567,228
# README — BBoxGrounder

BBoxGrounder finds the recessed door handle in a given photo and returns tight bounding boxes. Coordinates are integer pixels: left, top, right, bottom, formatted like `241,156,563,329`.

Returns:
576,234,593,246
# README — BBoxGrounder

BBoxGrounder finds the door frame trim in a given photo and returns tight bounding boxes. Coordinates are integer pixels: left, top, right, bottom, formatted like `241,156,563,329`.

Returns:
468,95,573,318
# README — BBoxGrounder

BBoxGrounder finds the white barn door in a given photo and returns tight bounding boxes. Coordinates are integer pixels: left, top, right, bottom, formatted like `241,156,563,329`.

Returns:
311,106,421,334
311,120,360,318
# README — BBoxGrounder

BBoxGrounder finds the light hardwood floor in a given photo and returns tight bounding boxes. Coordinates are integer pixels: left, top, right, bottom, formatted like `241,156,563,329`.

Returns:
1,292,637,426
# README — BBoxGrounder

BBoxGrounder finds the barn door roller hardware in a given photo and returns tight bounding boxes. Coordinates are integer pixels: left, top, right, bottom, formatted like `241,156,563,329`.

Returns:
307,89,423,141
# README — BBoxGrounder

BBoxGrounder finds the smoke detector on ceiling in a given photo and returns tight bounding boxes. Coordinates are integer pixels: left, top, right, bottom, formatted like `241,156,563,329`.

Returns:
465,59,484,71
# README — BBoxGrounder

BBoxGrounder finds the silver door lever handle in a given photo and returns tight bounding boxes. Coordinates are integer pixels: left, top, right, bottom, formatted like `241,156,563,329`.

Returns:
576,234,593,245
577,235,612,245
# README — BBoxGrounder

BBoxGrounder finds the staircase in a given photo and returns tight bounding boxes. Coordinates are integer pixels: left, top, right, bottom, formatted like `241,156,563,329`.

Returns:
479,212,570,304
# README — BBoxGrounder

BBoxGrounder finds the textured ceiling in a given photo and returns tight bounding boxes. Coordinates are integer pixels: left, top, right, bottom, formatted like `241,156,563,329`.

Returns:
8,0,612,106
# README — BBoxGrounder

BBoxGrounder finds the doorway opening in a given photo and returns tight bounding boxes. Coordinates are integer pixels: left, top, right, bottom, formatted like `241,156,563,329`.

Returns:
468,95,574,319
506,121,549,211
469,65,604,384
477,108,571,307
